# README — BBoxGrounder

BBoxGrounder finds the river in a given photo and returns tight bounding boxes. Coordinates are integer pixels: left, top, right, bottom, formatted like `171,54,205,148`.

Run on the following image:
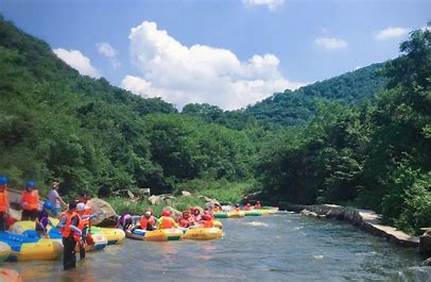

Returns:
4,213,431,281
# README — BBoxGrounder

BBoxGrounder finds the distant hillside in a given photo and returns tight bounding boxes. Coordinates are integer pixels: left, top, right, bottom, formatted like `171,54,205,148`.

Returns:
245,63,388,127
0,16,256,196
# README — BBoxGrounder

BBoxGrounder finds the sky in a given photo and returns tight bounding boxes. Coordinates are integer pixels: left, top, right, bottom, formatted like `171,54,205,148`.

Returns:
1,0,430,110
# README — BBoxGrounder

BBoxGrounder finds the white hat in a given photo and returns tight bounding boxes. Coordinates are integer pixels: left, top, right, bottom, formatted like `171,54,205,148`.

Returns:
77,203,86,211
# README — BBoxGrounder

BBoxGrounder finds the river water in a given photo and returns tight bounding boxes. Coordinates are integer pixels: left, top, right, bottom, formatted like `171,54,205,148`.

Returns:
5,213,431,281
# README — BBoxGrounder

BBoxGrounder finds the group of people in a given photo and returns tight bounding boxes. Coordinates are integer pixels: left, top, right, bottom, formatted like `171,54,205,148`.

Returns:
117,206,216,232
0,175,99,270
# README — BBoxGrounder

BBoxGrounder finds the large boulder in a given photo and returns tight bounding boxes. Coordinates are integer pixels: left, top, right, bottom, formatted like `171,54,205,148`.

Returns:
87,198,117,227
148,195,162,205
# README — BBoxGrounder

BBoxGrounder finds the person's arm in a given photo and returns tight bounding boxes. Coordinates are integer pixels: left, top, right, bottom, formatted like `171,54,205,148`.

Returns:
70,216,82,236
57,216,66,228
56,192,67,207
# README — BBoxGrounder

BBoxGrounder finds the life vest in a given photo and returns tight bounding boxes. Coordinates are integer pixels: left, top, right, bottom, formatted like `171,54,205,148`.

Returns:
255,203,262,209
21,190,39,210
140,216,156,229
0,190,9,213
60,211,80,238
77,211,90,230
179,217,192,228
158,216,176,229
201,220,214,228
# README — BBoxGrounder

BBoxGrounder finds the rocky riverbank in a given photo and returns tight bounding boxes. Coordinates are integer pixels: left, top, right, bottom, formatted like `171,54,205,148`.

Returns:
284,203,420,248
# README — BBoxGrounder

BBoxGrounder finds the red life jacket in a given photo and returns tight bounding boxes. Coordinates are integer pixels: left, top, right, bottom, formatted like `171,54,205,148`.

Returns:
21,190,39,210
201,220,214,228
0,190,9,213
140,216,156,229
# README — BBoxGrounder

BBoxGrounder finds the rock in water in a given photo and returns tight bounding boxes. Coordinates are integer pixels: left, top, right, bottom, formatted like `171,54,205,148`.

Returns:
87,198,117,226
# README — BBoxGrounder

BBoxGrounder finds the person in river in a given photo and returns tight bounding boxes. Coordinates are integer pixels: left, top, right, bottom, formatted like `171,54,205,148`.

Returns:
0,176,9,231
35,201,54,237
179,210,194,228
58,202,82,271
76,202,99,259
243,202,252,211
139,210,156,231
213,203,222,212
47,181,66,217
116,212,133,231
234,204,240,212
20,180,40,221
254,201,262,209
158,210,178,229
191,207,202,222
200,213,214,228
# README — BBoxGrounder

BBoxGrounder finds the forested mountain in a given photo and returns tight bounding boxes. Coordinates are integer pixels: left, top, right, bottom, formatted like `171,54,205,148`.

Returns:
256,25,431,234
0,16,256,196
245,63,388,127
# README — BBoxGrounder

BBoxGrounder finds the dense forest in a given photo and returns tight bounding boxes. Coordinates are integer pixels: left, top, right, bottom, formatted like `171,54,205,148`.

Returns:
1,16,430,234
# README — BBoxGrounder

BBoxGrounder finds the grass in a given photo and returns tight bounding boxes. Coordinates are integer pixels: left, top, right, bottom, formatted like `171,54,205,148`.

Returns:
176,179,256,204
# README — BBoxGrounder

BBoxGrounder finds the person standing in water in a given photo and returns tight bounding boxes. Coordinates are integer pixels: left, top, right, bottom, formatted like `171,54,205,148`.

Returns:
20,180,40,221
58,202,81,271
0,176,9,231
48,181,66,217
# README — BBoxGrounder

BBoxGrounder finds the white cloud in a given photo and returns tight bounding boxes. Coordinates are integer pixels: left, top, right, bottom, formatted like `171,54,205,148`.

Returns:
314,37,348,50
96,42,121,68
375,27,408,41
121,21,302,110
53,48,100,78
242,0,284,11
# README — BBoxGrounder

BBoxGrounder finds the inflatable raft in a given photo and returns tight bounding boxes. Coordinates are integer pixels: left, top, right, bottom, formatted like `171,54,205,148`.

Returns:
10,221,107,252
0,268,22,282
243,210,263,216
0,242,11,262
89,227,125,245
0,232,62,261
213,220,223,229
214,211,245,218
182,227,223,240
126,228,183,241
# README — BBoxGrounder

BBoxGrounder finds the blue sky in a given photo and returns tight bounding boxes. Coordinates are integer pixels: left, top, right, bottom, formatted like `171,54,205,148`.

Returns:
1,0,430,109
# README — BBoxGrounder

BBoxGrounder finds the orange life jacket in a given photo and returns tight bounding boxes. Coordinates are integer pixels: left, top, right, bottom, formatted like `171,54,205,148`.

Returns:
21,190,39,210
61,211,80,238
159,216,176,229
140,216,156,229
77,211,90,230
0,190,9,213
201,220,214,228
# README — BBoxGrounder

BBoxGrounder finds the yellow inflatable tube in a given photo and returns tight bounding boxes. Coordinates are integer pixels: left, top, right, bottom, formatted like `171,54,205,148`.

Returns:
183,227,223,240
213,220,223,229
14,238,62,261
228,211,245,218
126,228,183,241
90,227,126,245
